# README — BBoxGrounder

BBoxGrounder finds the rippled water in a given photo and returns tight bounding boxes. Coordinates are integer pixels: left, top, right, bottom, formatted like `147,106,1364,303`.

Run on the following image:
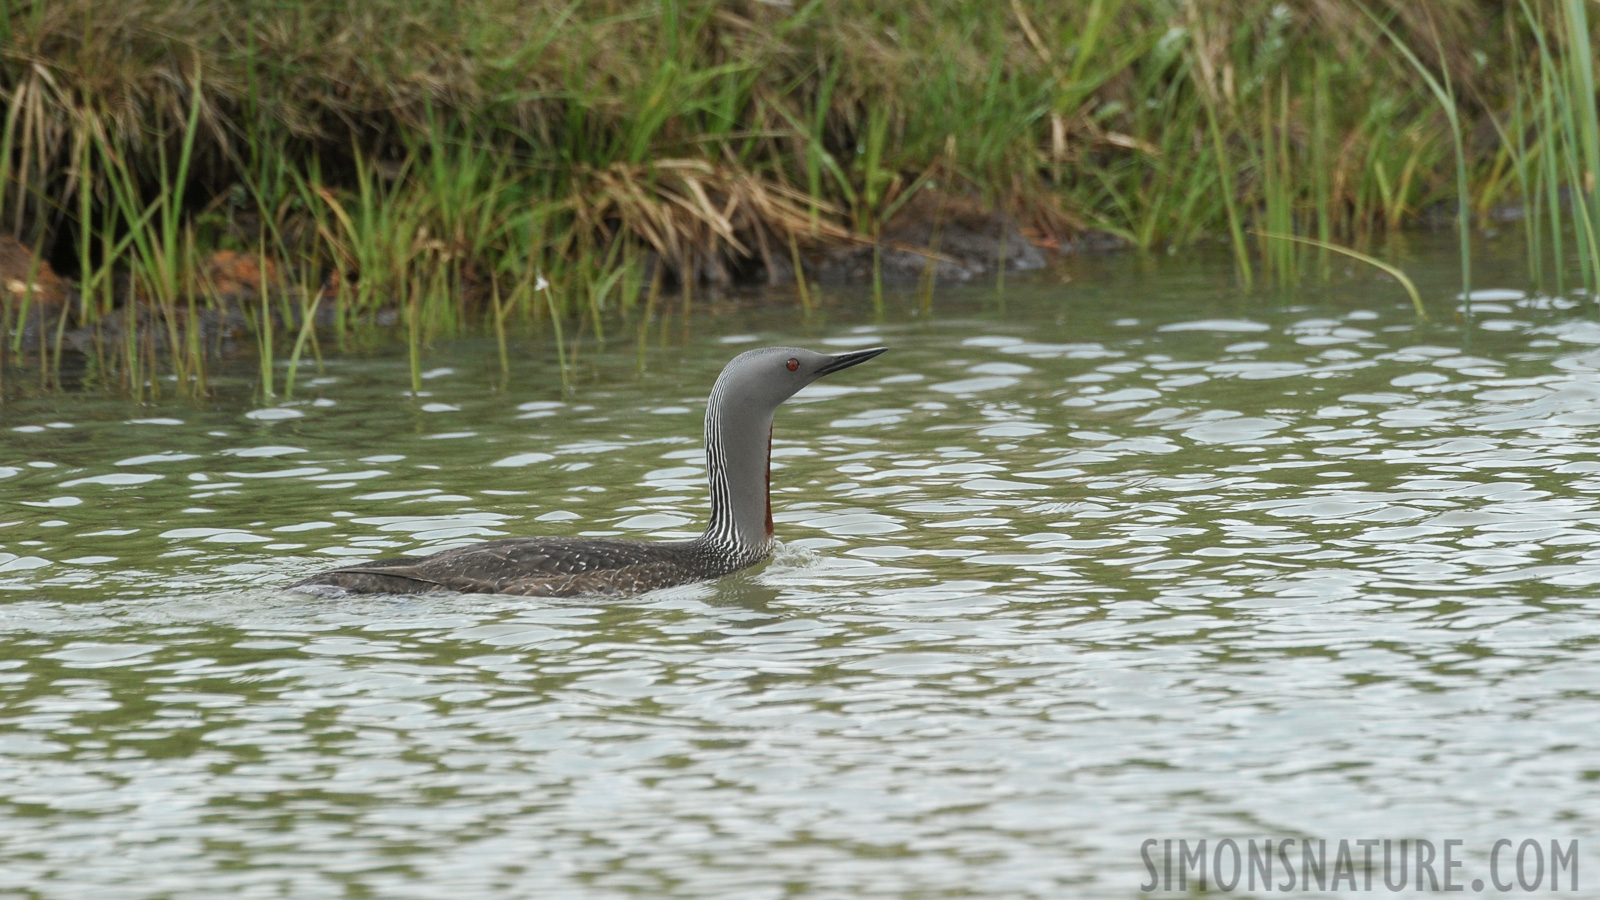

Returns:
3,243,1599,897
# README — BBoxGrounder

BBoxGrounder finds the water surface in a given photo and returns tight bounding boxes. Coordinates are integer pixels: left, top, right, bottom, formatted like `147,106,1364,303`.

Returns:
2,242,1598,897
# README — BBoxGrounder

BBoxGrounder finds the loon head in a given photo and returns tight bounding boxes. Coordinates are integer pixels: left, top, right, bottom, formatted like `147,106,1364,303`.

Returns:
710,345,889,416
700,345,888,556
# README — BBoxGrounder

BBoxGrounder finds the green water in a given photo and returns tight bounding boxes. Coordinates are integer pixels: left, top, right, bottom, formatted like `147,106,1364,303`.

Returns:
2,240,1597,897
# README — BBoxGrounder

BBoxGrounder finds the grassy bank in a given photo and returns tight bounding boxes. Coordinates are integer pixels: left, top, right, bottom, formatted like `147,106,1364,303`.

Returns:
2,0,1599,395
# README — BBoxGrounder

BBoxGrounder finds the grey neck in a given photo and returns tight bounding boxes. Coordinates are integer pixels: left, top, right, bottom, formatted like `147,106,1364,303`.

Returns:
698,387,776,561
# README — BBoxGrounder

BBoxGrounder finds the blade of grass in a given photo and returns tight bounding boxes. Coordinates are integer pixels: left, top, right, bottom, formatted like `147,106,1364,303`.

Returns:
1362,5,1470,306
1254,230,1426,319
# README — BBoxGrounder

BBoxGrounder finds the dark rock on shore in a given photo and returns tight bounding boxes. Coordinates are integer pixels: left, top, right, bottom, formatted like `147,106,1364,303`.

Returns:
816,194,1042,285
804,193,1117,286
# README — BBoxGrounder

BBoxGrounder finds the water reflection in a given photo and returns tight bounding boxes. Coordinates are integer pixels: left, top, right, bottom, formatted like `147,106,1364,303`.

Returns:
2,247,1598,897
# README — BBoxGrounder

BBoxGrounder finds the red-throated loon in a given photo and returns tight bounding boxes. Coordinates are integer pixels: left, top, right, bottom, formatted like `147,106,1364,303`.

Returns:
293,345,887,596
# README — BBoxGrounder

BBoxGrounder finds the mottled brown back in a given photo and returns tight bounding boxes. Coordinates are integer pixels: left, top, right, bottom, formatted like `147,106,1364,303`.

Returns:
294,536,741,597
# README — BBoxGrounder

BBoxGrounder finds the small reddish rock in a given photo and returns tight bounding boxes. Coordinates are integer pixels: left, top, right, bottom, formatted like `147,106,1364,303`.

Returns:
203,250,282,301
0,235,69,308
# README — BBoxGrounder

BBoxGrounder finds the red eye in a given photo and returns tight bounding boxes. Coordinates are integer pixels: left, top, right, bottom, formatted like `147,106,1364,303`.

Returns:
786,358,799,371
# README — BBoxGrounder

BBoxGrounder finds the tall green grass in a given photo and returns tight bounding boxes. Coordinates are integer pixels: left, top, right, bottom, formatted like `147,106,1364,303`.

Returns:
2,0,1600,393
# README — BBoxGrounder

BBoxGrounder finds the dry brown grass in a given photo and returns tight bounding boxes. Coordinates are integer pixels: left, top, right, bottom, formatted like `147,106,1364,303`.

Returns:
0,0,1589,311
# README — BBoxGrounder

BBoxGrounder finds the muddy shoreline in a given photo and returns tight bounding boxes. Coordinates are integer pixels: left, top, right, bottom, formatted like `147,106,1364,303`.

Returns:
3,197,1128,357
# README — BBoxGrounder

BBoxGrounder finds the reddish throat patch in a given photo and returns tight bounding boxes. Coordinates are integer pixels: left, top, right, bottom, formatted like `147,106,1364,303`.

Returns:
764,425,774,538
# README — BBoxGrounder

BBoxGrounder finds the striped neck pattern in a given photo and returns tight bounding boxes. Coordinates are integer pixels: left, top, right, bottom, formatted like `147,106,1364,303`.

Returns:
696,375,776,569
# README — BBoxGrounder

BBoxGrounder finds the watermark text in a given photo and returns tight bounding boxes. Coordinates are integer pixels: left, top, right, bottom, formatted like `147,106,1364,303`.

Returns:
1139,838,1579,893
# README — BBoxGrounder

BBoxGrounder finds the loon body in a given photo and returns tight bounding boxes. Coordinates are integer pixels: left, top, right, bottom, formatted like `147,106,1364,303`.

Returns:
293,345,886,597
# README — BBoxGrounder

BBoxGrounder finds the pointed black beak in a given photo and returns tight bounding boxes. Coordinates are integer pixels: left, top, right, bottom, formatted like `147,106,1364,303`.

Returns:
816,346,888,377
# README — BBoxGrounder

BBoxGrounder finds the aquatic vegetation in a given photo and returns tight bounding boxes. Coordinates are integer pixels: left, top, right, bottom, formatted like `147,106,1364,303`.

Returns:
1,0,1599,394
